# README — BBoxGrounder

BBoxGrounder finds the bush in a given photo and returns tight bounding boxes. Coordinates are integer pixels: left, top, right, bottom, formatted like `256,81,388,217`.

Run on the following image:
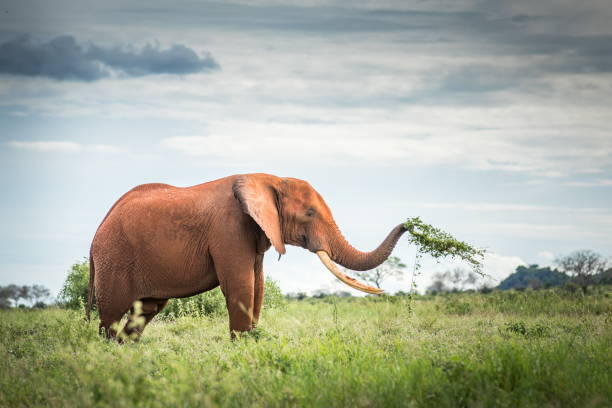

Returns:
563,281,581,294
160,278,286,319
503,321,551,338
58,259,91,310
441,297,473,315
161,288,227,319
263,278,286,310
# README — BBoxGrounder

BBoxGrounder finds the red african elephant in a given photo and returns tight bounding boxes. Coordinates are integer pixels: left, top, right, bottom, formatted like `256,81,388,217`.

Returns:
87,173,407,340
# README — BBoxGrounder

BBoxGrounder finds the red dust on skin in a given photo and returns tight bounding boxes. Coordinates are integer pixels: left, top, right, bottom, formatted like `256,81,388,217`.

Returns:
87,173,407,341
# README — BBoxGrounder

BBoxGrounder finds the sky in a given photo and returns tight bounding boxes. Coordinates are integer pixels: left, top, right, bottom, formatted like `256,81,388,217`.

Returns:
1,0,611,297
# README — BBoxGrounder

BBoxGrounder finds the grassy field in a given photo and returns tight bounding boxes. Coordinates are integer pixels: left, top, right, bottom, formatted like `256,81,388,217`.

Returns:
1,288,611,407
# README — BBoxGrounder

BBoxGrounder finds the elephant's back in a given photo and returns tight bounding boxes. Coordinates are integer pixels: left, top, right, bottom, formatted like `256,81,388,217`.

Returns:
92,183,198,266
93,183,178,234
96,182,194,232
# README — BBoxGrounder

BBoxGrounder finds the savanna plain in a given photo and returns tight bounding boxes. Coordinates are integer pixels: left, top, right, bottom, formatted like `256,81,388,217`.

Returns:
1,288,611,408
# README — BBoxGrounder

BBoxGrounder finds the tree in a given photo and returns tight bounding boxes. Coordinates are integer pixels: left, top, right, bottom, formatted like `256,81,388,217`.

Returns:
312,289,331,299
286,292,308,300
0,285,19,308
17,285,31,306
556,250,610,293
449,267,479,291
595,268,612,285
30,285,51,307
0,284,52,308
497,264,569,291
426,276,449,295
58,258,93,310
426,267,482,294
350,256,406,289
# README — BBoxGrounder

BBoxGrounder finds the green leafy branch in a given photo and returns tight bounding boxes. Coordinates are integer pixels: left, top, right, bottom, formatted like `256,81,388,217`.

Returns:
403,217,486,274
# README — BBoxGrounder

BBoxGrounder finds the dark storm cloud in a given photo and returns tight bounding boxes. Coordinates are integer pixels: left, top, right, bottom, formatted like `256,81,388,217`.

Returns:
1,1,610,104
182,3,612,75
117,3,486,36
527,34,612,74
0,35,219,81
430,32,612,100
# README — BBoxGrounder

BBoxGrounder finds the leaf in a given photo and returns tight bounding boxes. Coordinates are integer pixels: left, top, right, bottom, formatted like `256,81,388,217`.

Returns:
403,217,486,274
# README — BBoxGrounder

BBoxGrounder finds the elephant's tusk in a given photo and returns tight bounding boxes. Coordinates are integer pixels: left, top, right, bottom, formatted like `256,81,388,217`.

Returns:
316,251,384,295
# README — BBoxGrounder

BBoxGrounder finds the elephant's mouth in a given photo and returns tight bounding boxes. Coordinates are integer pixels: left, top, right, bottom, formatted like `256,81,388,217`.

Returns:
299,234,308,248
316,251,384,295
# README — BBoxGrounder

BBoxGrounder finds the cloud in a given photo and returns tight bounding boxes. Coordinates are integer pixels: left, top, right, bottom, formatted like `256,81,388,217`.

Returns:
480,223,575,239
160,132,463,166
414,202,610,214
438,64,525,94
7,140,123,153
537,251,556,266
0,35,219,81
563,179,612,187
159,127,612,178
481,252,525,282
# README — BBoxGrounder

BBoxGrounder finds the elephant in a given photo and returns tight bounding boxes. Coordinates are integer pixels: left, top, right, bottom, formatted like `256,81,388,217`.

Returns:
86,173,408,340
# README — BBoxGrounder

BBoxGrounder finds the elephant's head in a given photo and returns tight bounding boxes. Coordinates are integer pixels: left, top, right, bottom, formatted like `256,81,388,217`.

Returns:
233,173,408,294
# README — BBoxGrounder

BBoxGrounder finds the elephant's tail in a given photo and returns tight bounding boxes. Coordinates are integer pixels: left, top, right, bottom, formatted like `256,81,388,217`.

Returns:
86,250,95,322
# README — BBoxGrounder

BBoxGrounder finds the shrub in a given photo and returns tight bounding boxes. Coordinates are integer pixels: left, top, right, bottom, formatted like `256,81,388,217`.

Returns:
58,259,91,310
441,297,473,315
563,281,581,294
503,321,551,338
161,288,227,319
160,278,286,319
263,278,286,310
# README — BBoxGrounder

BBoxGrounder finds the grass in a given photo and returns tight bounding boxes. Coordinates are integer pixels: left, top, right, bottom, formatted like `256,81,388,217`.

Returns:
1,288,611,407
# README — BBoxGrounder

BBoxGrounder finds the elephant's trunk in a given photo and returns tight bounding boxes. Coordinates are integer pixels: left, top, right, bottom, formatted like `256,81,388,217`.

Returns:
315,223,407,295
329,223,408,271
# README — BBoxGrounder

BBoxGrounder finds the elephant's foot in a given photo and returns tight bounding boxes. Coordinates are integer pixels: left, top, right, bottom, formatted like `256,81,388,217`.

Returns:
119,298,168,342
227,299,255,339
99,322,119,341
230,327,254,340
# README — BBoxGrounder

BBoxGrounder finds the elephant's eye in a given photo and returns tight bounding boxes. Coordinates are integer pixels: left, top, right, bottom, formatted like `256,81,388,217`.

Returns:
306,208,316,217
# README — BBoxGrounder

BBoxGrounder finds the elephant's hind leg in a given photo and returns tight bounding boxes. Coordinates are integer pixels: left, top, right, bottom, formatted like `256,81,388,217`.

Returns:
122,299,168,341
92,236,137,341
96,282,136,341
98,302,132,340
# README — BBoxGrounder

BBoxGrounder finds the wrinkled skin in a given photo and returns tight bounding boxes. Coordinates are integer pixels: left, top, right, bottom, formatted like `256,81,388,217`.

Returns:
88,173,407,340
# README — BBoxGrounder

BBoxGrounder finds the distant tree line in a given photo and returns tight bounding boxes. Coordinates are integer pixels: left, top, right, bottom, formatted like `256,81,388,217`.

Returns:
0,284,51,309
287,249,611,300
286,290,355,300
1,258,91,310
427,249,611,295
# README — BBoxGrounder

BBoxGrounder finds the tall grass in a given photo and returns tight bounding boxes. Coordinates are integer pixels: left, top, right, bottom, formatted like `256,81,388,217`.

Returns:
1,288,610,407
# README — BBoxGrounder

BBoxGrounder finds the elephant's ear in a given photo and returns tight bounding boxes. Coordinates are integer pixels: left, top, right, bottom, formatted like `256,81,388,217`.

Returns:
232,175,286,255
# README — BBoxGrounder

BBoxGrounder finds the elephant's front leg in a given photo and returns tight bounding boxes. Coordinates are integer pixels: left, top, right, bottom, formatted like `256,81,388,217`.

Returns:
252,254,265,328
219,262,256,338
